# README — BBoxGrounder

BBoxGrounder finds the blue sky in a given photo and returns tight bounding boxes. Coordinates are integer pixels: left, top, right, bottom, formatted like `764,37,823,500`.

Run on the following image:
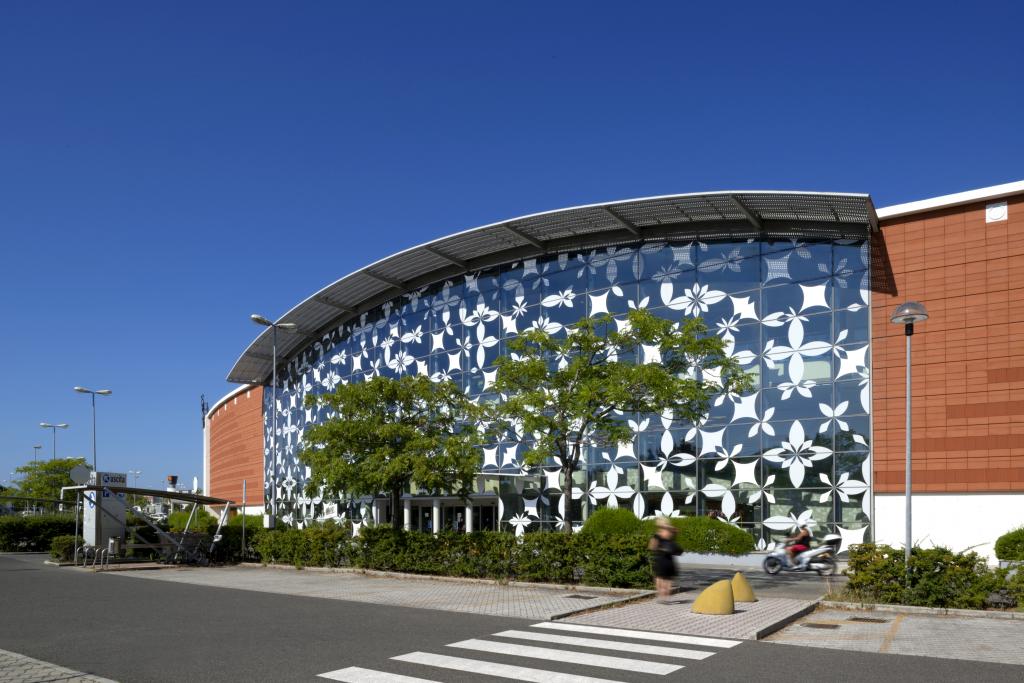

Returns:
1,2,1021,489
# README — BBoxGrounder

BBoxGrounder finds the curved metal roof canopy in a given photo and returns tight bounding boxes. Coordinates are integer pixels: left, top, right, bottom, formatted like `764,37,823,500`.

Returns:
228,190,877,384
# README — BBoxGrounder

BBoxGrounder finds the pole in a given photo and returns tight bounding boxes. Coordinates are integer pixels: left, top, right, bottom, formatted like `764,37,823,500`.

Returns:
271,324,278,528
52,427,57,461
91,392,98,473
241,479,247,560
905,323,913,575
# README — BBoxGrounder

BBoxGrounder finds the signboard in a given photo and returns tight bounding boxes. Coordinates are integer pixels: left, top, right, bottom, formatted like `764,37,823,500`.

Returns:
83,471,127,549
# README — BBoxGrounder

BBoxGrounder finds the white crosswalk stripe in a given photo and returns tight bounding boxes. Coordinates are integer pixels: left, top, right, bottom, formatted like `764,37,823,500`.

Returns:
317,620,741,681
445,638,682,675
318,665,441,682
531,621,742,649
492,629,715,660
393,652,626,683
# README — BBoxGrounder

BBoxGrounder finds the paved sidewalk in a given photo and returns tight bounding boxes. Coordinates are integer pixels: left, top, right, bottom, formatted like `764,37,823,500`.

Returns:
0,648,117,683
766,608,1024,666
109,564,645,620
563,595,816,640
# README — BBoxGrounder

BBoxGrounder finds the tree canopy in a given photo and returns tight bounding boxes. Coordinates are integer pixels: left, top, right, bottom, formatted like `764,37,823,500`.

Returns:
490,308,753,532
11,458,90,503
301,375,481,529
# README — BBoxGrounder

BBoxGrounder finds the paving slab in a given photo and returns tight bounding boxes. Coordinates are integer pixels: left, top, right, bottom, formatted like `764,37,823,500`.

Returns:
766,608,1024,666
562,595,817,640
107,564,646,620
0,647,118,683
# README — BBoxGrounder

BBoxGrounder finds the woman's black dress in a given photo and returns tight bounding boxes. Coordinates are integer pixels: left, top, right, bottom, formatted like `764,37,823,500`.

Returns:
651,536,680,579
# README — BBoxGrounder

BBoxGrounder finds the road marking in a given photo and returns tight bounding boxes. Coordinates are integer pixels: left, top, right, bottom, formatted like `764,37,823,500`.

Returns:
445,638,682,675
532,621,741,648
318,666,441,682
393,652,627,683
492,629,715,660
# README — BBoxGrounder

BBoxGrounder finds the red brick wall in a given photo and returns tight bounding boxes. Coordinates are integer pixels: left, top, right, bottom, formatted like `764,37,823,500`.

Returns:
208,386,264,504
872,194,1024,493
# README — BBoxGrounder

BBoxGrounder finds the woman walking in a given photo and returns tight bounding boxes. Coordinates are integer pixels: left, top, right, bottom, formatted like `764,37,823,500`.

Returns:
649,518,681,603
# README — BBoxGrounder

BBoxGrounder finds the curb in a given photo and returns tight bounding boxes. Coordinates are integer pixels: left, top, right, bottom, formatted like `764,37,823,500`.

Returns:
237,562,644,596
819,600,1024,621
754,600,819,639
548,591,658,620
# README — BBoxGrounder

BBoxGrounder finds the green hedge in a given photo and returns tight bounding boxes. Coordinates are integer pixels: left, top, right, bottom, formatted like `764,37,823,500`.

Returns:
995,527,1024,561
582,510,755,557
251,526,654,588
844,544,1003,609
0,514,76,551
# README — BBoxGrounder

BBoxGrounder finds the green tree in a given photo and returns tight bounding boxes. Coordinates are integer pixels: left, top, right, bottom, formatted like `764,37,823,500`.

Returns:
12,458,90,504
491,309,752,532
301,375,481,530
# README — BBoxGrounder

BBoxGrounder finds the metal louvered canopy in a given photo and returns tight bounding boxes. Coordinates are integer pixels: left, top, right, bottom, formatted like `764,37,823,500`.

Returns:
228,190,877,384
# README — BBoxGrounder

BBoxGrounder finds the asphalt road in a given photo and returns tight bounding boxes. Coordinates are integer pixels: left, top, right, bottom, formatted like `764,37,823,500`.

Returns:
1,553,1021,682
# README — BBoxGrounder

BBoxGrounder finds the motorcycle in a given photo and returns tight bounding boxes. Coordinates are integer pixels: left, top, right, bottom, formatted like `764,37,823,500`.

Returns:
762,533,841,576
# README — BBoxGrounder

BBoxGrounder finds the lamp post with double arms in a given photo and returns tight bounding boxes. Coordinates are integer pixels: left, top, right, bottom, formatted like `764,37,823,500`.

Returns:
32,445,42,463
39,423,69,461
890,301,928,572
250,314,297,529
73,387,112,474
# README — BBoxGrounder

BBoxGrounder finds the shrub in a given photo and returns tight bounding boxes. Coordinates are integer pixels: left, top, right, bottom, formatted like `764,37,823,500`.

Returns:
0,514,76,551
49,534,82,562
580,508,645,536
642,516,754,556
994,527,1024,561
844,544,1001,609
167,508,219,534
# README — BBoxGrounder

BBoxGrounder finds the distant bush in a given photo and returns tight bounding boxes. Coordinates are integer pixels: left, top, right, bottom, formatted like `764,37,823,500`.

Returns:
995,527,1024,561
167,509,219,534
640,516,753,556
49,534,82,562
580,508,645,536
0,514,75,551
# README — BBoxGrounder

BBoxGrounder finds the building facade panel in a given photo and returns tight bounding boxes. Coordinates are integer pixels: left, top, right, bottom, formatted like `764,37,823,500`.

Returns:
872,195,1024,496
261,236,872,549
207,385,264,506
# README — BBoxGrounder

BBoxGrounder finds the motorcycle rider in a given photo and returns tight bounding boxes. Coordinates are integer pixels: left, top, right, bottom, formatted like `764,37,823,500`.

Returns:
785,524,812,569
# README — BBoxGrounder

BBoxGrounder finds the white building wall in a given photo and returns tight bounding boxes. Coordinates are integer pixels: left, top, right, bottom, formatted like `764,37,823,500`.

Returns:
874,493,1024,564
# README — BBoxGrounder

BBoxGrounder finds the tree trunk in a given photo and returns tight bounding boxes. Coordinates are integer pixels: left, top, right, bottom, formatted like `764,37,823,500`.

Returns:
562,464,574,533
391,487,402,531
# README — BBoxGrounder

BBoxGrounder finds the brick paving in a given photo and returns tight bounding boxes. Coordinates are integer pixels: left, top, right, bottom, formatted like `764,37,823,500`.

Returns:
112,565,645,620
563,595,816,640
766,608,1024,666
0,648,117,683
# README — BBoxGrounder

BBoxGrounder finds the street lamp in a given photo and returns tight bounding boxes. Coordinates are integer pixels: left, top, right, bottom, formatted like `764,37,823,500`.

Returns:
890,301,929,571
39,423,69,460
251,314,297,529
32,445,42,463
74,387,112,473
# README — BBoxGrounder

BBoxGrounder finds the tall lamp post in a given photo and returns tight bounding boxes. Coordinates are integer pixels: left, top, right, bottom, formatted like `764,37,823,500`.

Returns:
250,314,297,529
39,423,69,461
74,387,112,473
32,445,42,463
890,301,928,570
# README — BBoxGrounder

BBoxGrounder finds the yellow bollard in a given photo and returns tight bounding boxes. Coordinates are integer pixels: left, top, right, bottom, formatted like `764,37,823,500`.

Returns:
731,571,757,602
690,578,735,615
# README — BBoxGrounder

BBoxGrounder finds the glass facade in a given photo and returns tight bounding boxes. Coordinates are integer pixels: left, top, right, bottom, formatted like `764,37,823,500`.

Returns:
263,236,871,549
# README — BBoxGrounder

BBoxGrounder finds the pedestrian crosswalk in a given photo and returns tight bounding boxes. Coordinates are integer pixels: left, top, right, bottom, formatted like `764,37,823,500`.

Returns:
317,621,741,682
